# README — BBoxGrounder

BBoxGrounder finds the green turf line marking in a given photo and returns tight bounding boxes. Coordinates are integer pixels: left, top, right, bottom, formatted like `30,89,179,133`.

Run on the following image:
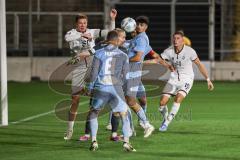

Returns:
9,100,89,125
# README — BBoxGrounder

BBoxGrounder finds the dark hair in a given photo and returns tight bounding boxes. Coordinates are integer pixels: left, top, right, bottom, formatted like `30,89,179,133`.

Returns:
75,14,88,23
136,16,149,25
173,30,184,37
106,30,119,42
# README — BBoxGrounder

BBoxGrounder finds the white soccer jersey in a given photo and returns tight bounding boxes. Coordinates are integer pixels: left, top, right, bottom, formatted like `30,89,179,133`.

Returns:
161,45,198,80
65,28,102,54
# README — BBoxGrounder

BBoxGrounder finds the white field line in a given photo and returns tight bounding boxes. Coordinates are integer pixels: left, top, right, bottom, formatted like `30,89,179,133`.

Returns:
9,101,89,125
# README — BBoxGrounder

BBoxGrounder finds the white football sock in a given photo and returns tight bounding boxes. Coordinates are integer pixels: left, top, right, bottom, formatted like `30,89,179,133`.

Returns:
68,121,74,131
165,102,180,126
159,105,168,120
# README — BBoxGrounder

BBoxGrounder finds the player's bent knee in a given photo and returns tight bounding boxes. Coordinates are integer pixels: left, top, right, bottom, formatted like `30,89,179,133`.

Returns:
160,100,167,106
177,91,187,98
175,92,186,103
160,98,168,106
126,98,136,107
160,94,170,106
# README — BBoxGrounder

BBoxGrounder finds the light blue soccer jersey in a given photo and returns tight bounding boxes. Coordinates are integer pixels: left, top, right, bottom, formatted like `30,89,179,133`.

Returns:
127,32,152,63
89,44,129,90
121,32,152,97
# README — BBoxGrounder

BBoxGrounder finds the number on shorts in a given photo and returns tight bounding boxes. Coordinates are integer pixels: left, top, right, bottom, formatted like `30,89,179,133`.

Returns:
185,83,190,90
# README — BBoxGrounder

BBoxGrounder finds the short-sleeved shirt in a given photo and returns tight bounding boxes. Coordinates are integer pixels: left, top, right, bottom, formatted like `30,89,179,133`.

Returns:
161,45,198,80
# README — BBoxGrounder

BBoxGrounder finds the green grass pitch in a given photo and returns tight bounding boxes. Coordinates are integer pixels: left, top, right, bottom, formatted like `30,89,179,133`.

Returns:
0,81,240,160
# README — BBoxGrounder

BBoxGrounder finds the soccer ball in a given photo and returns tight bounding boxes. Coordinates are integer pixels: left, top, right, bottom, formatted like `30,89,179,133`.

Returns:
121,17,136,33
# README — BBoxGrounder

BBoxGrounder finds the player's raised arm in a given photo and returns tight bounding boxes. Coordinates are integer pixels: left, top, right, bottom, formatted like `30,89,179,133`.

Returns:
109,9,117,30
92,9,117,39
193,58,214,91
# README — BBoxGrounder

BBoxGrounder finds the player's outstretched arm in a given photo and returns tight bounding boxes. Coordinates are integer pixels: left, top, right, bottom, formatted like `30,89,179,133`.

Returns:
143,59,158,64
149,50,161,59
143,50,174,71
159,58,175,72
143,50,161,64
94,9,117,39
193,58,214,91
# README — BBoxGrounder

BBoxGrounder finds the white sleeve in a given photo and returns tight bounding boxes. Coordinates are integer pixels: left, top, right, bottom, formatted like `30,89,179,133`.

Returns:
92,29,108,39
108,20,115,30
92,20,115,39
64,29,81,42
190,49,198,61
160,49,170,60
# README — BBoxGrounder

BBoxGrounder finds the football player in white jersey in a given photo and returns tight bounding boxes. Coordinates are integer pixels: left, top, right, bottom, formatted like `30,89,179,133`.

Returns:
158,30,214,131
63,9,117,140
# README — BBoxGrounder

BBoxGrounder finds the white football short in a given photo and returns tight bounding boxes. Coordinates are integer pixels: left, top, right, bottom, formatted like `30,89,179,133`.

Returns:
162,74,194,97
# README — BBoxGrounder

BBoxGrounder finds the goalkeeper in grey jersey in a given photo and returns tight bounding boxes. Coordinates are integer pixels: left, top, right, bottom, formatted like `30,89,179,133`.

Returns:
64,9,117,140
